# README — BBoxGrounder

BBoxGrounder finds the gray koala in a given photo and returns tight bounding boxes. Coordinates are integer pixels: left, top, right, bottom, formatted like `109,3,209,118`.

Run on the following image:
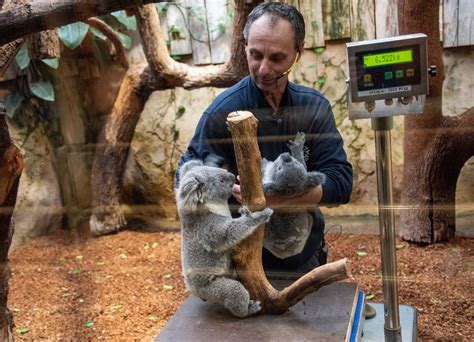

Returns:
176,159,273,317
261,132,326,259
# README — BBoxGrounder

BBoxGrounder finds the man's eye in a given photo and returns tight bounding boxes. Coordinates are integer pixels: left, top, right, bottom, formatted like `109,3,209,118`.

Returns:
270,56,284,62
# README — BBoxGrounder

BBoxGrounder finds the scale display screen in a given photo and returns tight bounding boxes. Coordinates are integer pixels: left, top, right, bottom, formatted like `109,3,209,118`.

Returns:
363,49,413,67
347,34,428,102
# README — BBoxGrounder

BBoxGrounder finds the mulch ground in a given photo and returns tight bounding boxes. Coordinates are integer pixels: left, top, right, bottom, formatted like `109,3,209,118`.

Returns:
7,228,473,340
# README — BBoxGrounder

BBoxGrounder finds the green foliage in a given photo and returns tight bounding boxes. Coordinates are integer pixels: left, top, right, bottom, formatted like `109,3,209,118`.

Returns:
117,32,132,49
58,22,90,49
29,81,55,102
15,43,30,70
111,10,137,30
41,58,59,69
4,92,25,118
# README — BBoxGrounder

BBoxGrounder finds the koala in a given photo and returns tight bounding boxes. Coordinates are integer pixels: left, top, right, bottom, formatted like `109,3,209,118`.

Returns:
176,159,273,317
261,132,326,259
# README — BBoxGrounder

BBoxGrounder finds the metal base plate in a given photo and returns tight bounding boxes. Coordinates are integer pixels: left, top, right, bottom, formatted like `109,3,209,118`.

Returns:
156,282,364,341
362,302,417,342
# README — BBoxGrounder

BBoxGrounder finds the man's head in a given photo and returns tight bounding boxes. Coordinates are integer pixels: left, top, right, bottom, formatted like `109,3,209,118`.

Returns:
243,3,305,94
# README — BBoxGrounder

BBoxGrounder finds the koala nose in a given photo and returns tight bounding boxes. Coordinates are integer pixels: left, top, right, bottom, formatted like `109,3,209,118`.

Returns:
281,153,292,163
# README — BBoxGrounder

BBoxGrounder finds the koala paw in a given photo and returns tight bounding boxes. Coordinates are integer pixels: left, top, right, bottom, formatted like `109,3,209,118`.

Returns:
287,131,305,150
261,208,273,222
239,206,251,216
247,300,262,316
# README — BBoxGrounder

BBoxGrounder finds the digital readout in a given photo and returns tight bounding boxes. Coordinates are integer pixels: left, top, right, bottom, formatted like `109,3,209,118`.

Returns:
363,50,413,68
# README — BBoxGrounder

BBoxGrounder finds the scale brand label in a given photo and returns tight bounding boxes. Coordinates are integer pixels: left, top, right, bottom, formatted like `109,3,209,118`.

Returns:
358,85,412,97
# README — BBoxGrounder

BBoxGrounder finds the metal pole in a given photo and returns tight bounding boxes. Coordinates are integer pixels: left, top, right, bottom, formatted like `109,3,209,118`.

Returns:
371,116,402,342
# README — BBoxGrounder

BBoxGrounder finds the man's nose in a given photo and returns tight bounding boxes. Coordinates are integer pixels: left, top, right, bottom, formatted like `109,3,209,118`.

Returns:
258,59,271,74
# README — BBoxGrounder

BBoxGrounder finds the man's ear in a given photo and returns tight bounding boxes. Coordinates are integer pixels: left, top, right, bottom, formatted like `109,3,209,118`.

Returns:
297,42,304,61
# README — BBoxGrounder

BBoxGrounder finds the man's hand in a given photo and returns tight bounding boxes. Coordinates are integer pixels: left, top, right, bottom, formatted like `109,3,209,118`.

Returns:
232,183,242,203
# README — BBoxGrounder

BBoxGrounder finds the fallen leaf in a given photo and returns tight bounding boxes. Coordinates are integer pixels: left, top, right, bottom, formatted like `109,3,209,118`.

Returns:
16,328,29,334
366,294,375,300
163,285,173,290
356,250,368,257
119,253,128,260
85,320,94,327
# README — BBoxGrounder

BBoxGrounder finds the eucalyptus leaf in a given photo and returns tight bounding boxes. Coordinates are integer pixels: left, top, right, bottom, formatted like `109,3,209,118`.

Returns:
366,294,375,300
15,328,29,334
41,58,59,69
15,43,30,70
29,81,55,101
112,11,137,31
356,250,368,257
90,27,107,40
58,22,90,49
84,320,94,327
4,92,25,118
117,32,132,49
163,285,173,290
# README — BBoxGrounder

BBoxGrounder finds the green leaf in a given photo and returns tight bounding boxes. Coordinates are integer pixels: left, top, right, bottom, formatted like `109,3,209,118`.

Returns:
314,47,325,55
90,27,107,40
152,242,159,249
29,81,55,101
317,76,326,87
366,294,375,300
41,58,59,69
163,274,172,279
171,54,182,61
4,92,25,118
72,268,81,275
95,260,105,266
84,320,94,327
15,328,29,334
58,256,68,264
119,253,128,260
356,250,367,257
15,43,30,70
395,244,406,250
460,262,474,272
163,285,173,290
111,11,137,30
58,22,90,49
117,32,132,49
177,105,186,115
76,255,84,261
143,243,150,250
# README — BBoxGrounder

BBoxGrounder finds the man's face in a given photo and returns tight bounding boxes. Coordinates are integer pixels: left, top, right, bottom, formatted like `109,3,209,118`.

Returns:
245,15,299,94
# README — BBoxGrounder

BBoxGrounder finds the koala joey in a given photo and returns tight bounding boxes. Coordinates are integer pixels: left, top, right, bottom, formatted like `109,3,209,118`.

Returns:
176,159,273,317
261,132,326,259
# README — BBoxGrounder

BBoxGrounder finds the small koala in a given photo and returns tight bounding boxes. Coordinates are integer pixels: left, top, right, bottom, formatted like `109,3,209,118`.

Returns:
261,132,326,259
176,159,273,317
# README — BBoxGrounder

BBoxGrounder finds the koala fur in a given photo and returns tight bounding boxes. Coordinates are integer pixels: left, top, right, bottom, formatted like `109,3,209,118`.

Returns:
262,132,326,259
176,159,273,317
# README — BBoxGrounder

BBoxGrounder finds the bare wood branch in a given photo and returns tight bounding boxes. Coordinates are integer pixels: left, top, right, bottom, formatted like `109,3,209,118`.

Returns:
227,111,348,314
86,17,129,68
0,0,166,46
0,39,22,77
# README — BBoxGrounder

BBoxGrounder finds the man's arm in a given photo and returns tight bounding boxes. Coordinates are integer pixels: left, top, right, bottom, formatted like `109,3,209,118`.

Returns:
232,183,323,209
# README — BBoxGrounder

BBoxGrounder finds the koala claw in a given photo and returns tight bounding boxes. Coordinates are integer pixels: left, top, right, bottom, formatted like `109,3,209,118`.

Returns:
262,207,273,220
287,131,305,150
239,206,251,216
248,300,262,315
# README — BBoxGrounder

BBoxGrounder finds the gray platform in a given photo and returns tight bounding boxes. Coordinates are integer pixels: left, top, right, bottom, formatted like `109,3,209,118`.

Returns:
362,302,417,342
156,281,364,342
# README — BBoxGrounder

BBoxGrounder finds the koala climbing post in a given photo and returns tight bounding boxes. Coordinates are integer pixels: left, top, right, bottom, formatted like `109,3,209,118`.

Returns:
227,110,349,314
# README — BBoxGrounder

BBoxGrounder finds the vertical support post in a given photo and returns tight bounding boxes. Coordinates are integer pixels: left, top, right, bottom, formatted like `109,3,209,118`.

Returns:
371,116,402,342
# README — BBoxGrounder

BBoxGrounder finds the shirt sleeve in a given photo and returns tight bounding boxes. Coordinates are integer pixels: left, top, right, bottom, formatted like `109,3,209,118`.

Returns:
306,100,353,206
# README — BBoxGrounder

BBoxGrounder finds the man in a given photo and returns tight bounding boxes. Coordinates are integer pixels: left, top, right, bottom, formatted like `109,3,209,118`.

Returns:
177,3,352,278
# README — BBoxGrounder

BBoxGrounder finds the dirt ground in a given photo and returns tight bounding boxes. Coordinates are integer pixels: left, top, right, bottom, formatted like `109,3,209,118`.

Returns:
7,227,473,341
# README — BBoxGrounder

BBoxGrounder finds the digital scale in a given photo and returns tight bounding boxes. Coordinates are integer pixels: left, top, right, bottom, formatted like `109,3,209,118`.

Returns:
346,33,435,341
347,33,435,120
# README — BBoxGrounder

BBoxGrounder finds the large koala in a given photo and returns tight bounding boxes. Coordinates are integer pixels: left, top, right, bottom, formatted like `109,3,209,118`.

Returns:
176,160,273,317
262,132,326,259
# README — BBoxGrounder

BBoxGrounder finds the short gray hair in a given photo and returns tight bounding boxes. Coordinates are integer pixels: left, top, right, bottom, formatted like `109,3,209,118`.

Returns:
243,2,305,50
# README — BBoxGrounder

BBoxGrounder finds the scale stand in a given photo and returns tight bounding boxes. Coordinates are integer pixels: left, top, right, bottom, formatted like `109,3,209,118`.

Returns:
347,33,437,342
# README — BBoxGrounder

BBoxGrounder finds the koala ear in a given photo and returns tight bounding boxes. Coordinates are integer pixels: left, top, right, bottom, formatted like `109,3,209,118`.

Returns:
306,171,326,188
178,175,204,212
179,159,204,179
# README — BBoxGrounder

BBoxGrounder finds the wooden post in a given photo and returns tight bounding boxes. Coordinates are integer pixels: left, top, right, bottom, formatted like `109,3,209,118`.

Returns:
227,111,348,314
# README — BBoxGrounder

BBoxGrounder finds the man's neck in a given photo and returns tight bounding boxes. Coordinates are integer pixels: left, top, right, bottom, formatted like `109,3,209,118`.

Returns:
263,85,286,111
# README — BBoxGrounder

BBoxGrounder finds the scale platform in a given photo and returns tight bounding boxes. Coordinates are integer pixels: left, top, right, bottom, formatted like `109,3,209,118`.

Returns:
156,281,366,341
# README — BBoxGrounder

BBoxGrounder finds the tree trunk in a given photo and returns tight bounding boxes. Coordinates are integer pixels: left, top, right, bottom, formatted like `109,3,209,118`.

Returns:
0,112,23,341
228,111,348,314
399,0,474,243
90,1,256,235
0,0,166,46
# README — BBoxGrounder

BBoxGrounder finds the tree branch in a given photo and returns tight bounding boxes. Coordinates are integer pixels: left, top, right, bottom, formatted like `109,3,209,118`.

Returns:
86,17,129,68
0,0,166,46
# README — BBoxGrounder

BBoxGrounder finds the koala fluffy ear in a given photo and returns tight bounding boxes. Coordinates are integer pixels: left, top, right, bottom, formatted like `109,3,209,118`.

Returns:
179,159,204,179
178,175,204,212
